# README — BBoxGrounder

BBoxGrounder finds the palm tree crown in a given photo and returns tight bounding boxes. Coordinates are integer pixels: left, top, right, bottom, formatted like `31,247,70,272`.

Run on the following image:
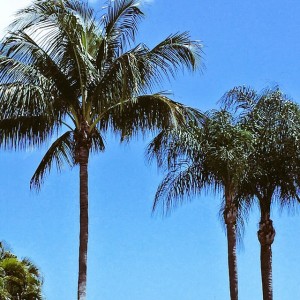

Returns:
0,1,203,299
0,0,202,181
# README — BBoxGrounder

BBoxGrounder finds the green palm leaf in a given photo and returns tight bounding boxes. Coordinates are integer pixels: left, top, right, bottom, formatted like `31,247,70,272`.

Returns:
99,93,203,140
0,116,55,150
96,0,144,67
30,131,74,189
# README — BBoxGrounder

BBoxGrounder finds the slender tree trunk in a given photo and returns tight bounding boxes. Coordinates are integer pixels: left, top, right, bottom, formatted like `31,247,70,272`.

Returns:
76,121,91,300
257,208,275,300
224,189,238,300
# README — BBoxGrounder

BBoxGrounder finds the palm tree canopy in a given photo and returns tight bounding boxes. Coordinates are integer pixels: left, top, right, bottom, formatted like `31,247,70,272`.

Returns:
0,0,203,188
147,110,253,216
221,86,300,209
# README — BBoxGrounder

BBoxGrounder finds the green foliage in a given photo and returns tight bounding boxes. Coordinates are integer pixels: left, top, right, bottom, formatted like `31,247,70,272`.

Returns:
222,86,300,211
0,242,43,300
0,1,203,298
147,110,253,222
0,0,203,188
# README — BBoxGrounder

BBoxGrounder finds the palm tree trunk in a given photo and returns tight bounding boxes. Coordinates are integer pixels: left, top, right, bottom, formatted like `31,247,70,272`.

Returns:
77,146,89,300
257,209,275,300
224,190,238,300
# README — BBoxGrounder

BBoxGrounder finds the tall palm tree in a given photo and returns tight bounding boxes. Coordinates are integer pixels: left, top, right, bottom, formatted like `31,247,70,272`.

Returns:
0,242,43,300
0,1,203,299
147,110,253,300
221,86,300,300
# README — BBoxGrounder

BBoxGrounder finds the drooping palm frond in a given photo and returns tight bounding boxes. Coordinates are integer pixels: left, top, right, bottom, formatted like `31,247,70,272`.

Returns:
0,116,56,150
146,123,203,171
153,161,209,215
90,127,106,153
98,93,203,141
0,83,51,117
30,131,74,189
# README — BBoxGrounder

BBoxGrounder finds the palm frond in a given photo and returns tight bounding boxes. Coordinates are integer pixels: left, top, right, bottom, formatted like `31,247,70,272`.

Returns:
30,131,74,190
90,127,106,153
219,85,257,114
1,32,78,108
227,86,300,212
0,116,56,150
98,93,203,140
145,32,203,80
7,0,97,93
153,162,208,216
92,44,151,110
146,124,203,171
96,0,144,67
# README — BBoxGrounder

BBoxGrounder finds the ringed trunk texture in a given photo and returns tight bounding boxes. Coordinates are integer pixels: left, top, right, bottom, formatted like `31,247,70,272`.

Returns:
77,147,89,300
257,212,275,300
224,191,238,300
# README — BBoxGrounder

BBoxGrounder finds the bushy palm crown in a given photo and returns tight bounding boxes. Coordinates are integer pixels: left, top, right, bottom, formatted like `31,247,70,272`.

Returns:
221,86,300,209
147,110,252,224
0,0,202,186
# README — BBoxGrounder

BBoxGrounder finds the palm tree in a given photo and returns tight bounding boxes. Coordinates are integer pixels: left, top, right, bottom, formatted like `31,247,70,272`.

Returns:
147,110,253,300
221,86,300,300
0,242,43,300
0,0,203,299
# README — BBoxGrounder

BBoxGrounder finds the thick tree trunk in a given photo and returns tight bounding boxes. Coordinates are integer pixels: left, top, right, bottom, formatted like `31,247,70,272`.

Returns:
257,210,275,300
224,190,238,300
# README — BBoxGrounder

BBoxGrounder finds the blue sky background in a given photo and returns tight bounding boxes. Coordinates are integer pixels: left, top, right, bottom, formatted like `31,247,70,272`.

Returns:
1,0,300,299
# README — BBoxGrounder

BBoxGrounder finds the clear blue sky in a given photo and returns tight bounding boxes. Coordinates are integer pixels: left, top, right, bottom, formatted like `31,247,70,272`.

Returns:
1,0,300,299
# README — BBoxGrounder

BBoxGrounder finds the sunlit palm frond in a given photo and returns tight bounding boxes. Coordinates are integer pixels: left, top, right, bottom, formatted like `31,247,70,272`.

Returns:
0,251,43,300
1,32,78,106
95,32,203,101
92,44,151,110
64,0,96,27
0,84,49,117
146,32,203,80
96,0,144,67
30,131,74,190
8,0,97,93
0,55,43,85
